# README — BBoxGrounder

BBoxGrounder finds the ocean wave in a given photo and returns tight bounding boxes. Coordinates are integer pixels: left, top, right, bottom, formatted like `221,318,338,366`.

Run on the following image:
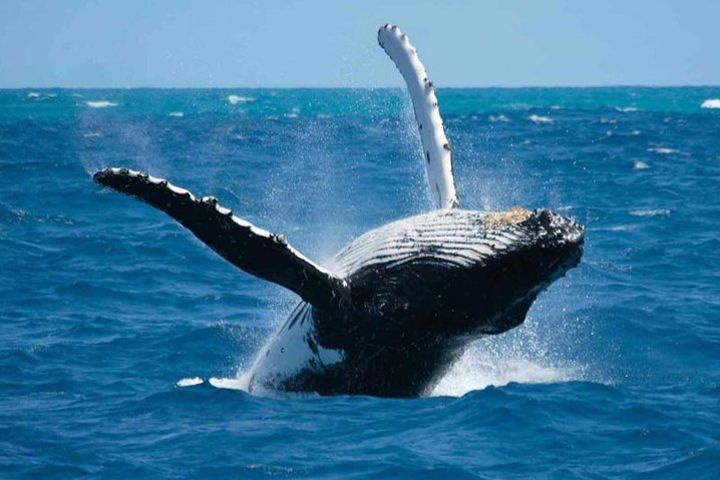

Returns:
284,107,301,119
85,100,118,109
489,114,510,123
647,147,680,155
27,92,57,101
630,208,671,217
528,114,553,124
168,111,184,117
508,102,534,110
615,107,639,113
700,98,720,109
228,95,253,105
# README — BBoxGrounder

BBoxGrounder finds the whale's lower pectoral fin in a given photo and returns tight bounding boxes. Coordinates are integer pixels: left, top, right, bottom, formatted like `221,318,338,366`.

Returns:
93,167,348,310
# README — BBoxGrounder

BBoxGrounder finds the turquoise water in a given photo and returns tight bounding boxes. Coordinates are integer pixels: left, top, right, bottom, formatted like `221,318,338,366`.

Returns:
1,88,719,478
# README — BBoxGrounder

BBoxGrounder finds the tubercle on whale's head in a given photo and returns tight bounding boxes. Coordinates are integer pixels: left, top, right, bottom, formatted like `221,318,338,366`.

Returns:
513,208,585,287
527,208,585,251
483,207,532,228
453,208,584,336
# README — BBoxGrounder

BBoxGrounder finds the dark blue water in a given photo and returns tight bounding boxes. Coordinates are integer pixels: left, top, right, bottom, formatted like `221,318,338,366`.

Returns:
2,88,719,478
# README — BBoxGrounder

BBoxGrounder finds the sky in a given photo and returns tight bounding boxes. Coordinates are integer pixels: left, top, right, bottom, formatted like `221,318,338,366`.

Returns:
1,0,719,88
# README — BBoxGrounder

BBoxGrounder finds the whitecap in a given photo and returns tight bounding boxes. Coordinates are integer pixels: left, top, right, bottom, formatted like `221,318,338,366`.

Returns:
82,132,102,138
168,111,184,117
227,95,253,105
647,147,679,155
27,92,57,101
633,160,649,170
615,107,638,113
608,224,639,232
528,114,553,124
701,98,720,109
85,100,118,109
489,114,510,123
176,377,204,387
630,208,671,217
283,106,301,119
509,102,533,110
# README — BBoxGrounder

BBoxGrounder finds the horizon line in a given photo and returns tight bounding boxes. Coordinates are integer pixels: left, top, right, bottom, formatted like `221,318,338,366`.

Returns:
2,84,720,91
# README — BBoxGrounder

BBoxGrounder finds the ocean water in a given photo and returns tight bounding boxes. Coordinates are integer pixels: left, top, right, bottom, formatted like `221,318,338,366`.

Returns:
1,87,719,478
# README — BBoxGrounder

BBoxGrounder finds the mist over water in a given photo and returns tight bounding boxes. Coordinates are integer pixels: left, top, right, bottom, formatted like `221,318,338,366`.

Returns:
2,88,719,478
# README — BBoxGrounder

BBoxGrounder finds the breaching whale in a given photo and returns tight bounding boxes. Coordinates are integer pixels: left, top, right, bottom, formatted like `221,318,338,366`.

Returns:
93,24,584,397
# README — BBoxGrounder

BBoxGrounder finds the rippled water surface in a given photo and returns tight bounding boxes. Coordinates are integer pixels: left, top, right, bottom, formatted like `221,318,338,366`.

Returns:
1,88,719,478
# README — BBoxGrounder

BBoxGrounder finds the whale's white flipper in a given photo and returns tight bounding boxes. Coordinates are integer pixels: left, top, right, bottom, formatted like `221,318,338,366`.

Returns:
378,24,460,209
93,167,348,311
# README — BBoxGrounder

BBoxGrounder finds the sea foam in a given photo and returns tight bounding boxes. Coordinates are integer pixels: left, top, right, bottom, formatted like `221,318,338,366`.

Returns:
176,377,204,387
647,147,679,155
85,100,118,109
431,355,578,397
228,95,253,105
489,114,510,123
630,209,671,218
528,114,553,124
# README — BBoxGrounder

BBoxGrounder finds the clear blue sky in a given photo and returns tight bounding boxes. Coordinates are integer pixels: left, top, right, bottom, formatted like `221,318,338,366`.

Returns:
1,0,718,88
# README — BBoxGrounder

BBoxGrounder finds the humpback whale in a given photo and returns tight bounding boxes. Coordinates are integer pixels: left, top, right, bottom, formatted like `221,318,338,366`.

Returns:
93,24,584,397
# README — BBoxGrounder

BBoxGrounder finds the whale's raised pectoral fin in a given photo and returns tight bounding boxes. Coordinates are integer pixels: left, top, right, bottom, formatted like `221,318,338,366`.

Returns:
93,167,348,310
378,24,460,210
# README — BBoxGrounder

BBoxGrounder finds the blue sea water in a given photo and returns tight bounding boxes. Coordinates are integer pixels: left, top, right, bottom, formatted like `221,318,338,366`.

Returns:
1,87,719,478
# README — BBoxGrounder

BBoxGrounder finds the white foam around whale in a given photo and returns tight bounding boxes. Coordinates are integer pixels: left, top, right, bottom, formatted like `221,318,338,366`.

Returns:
176,377,204,387
431,317,589,397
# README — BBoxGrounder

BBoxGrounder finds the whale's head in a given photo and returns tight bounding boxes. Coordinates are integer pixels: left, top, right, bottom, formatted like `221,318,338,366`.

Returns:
509,207,584,269
459,207,584,335
333,207,584,340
